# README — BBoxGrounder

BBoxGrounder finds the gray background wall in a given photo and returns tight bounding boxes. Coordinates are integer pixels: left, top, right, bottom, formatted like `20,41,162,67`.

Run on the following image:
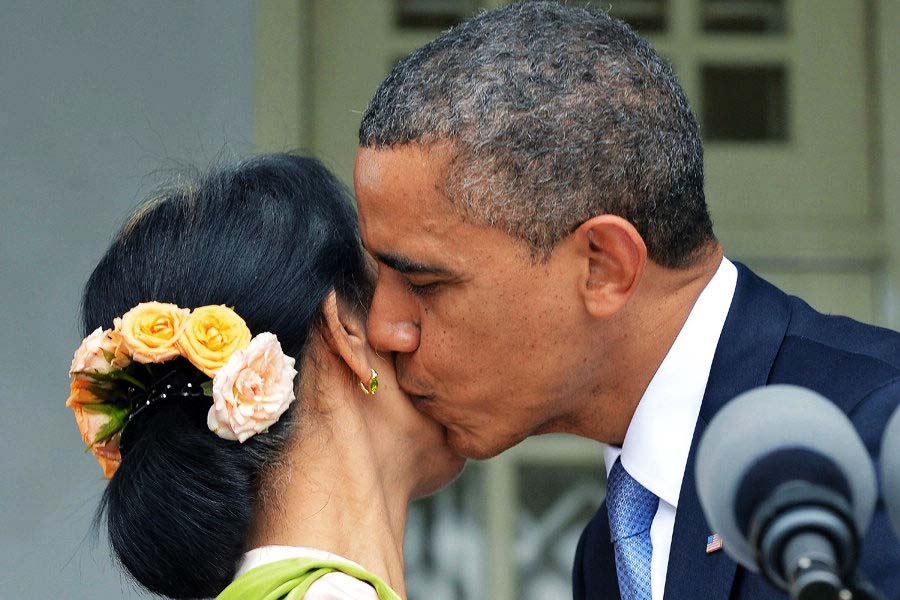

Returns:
0,2,254,597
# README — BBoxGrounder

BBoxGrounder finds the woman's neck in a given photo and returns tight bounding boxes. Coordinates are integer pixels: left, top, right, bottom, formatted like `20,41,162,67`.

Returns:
248,389,412,597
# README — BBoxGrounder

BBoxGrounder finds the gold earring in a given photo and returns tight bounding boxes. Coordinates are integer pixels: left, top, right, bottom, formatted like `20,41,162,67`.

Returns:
359,368,379,395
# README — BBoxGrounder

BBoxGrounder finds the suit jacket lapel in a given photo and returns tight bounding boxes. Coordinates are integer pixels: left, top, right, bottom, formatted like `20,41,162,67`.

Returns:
663,263,792,600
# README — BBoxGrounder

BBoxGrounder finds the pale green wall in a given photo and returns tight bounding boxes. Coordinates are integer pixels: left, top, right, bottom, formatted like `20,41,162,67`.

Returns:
876,0,900,329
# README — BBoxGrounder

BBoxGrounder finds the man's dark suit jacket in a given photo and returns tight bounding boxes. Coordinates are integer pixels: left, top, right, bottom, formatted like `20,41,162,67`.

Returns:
572,262,900,600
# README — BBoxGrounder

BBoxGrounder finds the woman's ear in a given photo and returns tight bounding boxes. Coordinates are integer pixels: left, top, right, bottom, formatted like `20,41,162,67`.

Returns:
574,215,647,318
320,291,373,385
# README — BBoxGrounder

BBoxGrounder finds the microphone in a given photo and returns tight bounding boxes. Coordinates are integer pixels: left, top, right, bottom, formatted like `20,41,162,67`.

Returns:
882,405,900,541
695,385,879,600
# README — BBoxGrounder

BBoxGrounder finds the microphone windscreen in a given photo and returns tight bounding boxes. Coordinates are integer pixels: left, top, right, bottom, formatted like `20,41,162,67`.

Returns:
882,406,900,540
695,385,877,570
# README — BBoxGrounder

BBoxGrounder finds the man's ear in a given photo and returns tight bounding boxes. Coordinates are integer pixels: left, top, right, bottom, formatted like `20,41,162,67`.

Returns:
574,215,647,318
320,291,374,385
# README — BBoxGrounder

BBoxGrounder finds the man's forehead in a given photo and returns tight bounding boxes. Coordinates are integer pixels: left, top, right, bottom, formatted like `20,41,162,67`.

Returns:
354,144,526,273
359,199,467,271
355,144,461,246
356,146,453,211
355,143,446,191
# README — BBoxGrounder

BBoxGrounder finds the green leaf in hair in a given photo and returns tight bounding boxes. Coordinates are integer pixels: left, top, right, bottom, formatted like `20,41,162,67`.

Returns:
72,369,146,390
83,404,130,448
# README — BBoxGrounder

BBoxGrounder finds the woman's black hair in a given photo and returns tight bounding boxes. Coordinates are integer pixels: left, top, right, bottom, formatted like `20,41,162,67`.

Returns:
83,154,372,599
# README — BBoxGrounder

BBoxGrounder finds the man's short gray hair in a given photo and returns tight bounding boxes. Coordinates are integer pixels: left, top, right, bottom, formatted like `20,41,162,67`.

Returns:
359,1,715,267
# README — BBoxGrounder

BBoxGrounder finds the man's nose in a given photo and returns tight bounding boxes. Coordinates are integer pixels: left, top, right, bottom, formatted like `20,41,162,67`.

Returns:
367,285,421,354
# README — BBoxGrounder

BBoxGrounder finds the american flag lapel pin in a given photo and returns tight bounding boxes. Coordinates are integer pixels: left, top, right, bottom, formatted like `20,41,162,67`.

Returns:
706,533,724,554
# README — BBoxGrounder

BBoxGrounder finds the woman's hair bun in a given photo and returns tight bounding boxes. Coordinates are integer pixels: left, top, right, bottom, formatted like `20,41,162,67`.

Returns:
105,399,255,598
85,154,372,597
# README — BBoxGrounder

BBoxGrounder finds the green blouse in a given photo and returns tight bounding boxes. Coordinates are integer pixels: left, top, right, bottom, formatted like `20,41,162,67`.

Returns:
217,557,403,600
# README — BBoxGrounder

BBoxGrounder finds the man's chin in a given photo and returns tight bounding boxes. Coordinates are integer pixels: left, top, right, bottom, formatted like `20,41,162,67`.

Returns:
412,398,527,459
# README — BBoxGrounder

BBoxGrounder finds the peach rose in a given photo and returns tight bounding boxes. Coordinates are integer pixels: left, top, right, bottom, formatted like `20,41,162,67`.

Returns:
70,402,125,479
177,305,252,378
101,328,132,370
207,333,297,443
70,327,113,380
66,378,104,407
118,302,190,363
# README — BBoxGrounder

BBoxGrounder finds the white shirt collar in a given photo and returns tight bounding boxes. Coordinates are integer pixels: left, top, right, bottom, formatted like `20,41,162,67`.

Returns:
604,257,737,508
236,545,367,578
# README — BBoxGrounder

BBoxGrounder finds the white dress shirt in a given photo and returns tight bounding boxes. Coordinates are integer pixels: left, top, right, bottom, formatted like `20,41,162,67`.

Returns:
236,545,379,600
603,256,737,600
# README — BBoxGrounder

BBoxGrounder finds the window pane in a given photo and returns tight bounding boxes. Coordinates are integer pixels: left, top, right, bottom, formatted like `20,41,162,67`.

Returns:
516,463,605,600
702,65,788,141
703,0,786,34
599,0,668,34
396,0,480,29
405,466,487,599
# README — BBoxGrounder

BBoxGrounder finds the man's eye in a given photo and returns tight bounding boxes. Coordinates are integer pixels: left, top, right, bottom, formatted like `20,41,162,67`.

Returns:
404,279,440,297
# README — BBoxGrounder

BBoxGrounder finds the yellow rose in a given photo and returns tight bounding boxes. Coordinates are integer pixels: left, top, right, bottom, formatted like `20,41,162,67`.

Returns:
118,302,190,363
177,305,252,377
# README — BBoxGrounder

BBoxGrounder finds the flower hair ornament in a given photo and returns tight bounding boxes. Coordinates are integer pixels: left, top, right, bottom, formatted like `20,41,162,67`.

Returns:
66,302,297,478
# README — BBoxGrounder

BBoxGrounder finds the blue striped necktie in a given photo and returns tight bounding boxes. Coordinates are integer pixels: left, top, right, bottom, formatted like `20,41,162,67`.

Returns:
606,458,660,600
